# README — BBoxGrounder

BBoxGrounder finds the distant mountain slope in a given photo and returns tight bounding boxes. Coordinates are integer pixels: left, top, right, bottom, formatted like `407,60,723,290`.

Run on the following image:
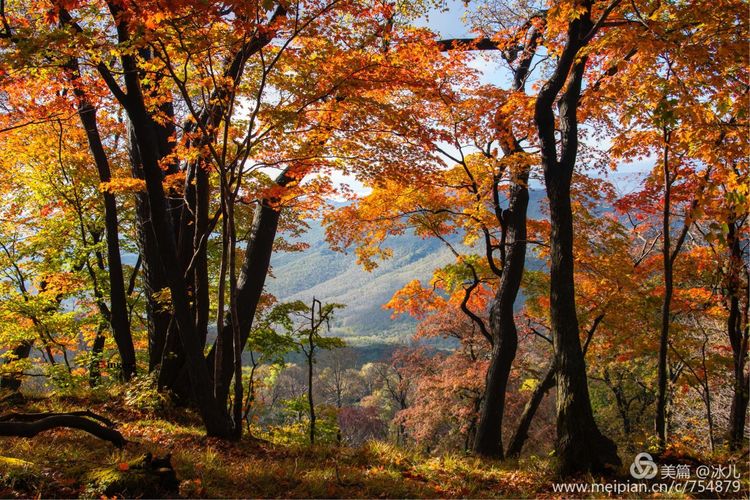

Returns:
267,190,546,345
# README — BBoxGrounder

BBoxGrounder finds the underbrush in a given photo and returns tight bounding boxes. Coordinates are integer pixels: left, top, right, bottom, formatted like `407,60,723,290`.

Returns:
0,393,746,498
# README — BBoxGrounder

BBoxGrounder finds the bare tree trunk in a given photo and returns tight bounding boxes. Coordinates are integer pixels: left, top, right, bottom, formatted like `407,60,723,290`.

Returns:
214,186,230,402
705,385,715,452
307,298,319,446
441,10,619,471
129,111,233,435
308,348,316,445
123,62,183,386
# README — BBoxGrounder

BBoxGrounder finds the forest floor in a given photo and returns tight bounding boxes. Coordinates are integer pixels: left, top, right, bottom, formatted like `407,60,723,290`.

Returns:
0,393,747,499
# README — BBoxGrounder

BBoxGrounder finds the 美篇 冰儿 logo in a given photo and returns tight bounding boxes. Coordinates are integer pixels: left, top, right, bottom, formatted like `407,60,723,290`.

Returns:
630,452,658,480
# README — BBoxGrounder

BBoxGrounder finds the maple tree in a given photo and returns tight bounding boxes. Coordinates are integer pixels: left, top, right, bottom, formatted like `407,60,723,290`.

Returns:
386,281,492,451
0,116,139,389
586,0,748,450
325,0,747,475
460,0,743,472
325,32,538,459
0,0,463,438
0,0,746,492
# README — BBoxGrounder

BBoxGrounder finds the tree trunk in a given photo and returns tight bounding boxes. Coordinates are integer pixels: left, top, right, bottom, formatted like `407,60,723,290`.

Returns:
76,102,136,380
112,4,285,400
64,57,135,380
193,164,210,350
473,176,527,458
726,219,749,450
457,25,539,460
0,411,125,447
128,125,173,373
121,47,180,376
545,169,618,474
655,138,673,449
159,160,207,392
89,325,106,387
604,371,633,437
534,5,620,472
200,169,295,406
506,361,555,458
108,1,233,435
308,349,316,445
129,110,233,436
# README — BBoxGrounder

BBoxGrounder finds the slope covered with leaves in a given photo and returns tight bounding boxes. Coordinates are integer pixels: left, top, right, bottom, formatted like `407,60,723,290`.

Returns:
0,394,556,499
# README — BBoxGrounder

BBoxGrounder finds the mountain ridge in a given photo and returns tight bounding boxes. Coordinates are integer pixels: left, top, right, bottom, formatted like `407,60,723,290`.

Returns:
267,190,547,345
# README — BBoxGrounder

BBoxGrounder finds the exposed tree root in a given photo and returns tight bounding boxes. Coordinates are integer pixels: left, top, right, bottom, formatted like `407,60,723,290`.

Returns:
0,410,125,447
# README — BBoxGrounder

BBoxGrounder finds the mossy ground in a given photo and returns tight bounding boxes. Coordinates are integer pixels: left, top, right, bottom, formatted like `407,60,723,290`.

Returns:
0,394,746,498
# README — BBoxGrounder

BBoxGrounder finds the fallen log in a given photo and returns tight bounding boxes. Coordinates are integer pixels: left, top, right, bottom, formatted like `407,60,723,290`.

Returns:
0,410,125,447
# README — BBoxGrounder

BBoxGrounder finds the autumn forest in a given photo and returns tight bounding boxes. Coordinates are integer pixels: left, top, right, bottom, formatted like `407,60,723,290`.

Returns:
0,0,746,497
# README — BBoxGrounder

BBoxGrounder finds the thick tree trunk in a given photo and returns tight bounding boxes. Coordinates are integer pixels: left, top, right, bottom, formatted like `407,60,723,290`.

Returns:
534,4,619,472
108,2,233,435
158,160,205,391
123,48,180,375
545,171,618,474
473,177,528,458
128,110,233,435
116,5,285,401
128,126,173,373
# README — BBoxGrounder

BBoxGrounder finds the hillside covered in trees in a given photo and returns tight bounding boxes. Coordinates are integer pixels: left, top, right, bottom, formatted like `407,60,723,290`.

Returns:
0,0,747,497
267,191,545,346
